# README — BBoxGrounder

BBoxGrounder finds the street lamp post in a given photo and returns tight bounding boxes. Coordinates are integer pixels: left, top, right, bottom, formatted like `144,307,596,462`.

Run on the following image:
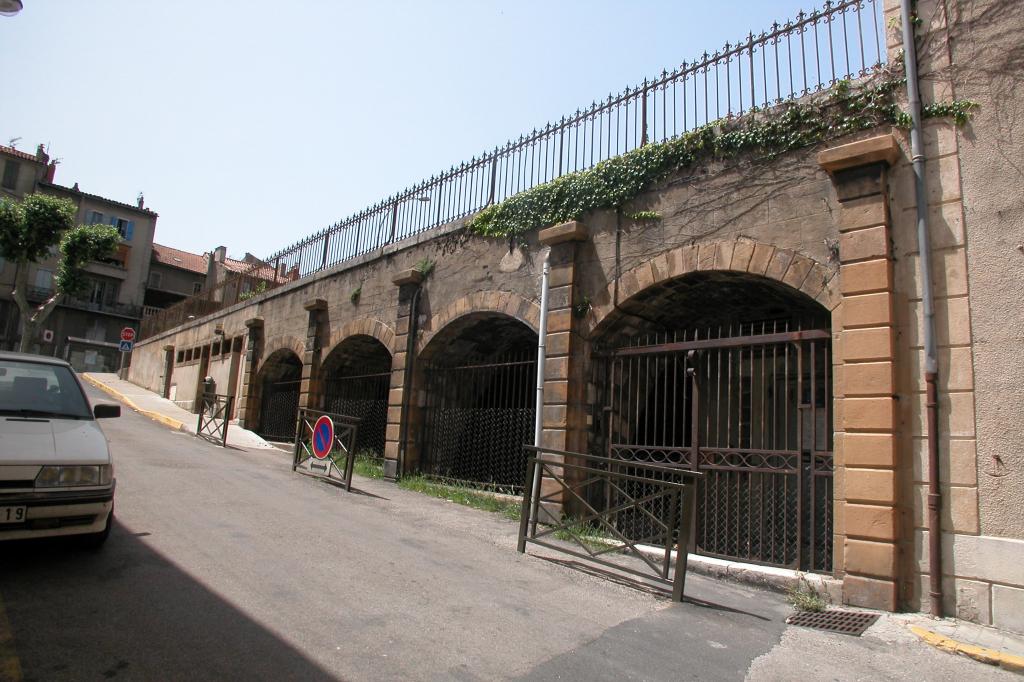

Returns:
387,195,430,245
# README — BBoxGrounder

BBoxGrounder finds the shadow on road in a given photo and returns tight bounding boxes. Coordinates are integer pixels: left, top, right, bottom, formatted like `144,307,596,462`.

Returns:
0,520,337,681
534,554,777,622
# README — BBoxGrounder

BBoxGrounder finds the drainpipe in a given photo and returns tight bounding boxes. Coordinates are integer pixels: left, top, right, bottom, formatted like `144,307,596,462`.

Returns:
901,0,943,617
530,249,551,523
396,284,422,480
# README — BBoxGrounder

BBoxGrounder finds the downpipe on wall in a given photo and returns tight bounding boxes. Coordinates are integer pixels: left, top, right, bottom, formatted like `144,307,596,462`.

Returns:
901,0,943,617
530,248,551,525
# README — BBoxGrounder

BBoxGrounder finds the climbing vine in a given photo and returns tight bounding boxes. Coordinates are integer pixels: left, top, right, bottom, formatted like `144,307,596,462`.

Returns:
466,74,977,239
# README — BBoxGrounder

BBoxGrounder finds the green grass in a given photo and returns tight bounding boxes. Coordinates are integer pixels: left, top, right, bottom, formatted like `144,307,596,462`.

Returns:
552,517,618,551
352,454,385,479
397,475,523,522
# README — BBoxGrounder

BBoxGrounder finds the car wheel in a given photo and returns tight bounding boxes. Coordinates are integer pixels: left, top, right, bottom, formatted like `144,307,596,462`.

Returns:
82,506,113,549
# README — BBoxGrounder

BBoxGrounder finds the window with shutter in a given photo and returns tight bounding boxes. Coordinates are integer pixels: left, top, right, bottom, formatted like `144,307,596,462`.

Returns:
1,160,19,190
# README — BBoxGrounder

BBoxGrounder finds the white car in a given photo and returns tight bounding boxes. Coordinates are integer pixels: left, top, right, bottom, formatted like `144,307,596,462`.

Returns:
0,351,119,546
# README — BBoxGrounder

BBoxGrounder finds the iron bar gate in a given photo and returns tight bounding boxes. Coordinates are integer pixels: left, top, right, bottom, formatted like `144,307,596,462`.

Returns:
600,321,833,572
323,371,390,459
420,354,536,490
258,378,301,442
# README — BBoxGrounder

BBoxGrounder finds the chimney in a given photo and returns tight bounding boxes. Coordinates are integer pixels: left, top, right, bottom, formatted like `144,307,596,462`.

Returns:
137,192,145,209
35,144,48,164
213,246,227,263
44,161,57,183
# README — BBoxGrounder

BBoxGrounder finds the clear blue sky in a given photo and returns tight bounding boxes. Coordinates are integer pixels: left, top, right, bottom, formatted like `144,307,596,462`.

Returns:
1,1,813,260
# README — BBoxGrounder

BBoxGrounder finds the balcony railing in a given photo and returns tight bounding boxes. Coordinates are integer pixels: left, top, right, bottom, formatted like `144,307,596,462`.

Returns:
61,296,142,320
141,0,886,341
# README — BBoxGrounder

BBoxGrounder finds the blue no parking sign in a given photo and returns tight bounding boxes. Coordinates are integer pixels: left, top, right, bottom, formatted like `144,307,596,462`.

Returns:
311,415,334,460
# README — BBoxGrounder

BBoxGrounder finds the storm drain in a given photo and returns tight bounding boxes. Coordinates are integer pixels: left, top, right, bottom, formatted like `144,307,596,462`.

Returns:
786,609,879,636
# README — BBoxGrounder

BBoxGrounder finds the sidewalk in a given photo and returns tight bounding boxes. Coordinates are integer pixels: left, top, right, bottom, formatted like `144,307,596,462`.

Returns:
82,373,277,451
899,614,1024,674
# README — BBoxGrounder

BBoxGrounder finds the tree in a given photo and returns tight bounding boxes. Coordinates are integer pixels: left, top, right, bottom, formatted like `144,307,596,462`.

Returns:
0,194,121,352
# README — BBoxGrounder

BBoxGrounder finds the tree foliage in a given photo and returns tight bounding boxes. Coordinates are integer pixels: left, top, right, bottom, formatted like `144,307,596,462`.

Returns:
0,194,77,262
0,193,122,351
57,225,122,295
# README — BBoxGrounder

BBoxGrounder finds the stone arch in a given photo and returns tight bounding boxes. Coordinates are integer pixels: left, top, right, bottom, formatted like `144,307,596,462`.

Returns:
409,299,539,488
322,317,396,359
249,344,304,442
585,237,839,338
318,320,395,458
258,334,305,366
417,291,540,355
584,237,840,573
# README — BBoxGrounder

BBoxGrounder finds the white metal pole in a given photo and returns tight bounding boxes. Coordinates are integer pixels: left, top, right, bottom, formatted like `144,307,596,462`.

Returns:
530,250,551,521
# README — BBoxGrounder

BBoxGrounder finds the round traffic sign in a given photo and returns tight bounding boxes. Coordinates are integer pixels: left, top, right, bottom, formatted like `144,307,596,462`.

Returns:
311,415,334,460
121,327,136,342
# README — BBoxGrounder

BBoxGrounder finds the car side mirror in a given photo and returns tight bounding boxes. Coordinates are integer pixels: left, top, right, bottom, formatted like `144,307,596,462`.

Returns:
93,403,121,419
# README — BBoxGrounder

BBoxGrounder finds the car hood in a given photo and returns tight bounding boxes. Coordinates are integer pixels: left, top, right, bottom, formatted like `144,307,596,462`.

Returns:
0,418,111,465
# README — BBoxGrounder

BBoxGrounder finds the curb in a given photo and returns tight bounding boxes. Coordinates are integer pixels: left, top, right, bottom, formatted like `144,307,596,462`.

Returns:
910,625,1024,674
82,374,188,432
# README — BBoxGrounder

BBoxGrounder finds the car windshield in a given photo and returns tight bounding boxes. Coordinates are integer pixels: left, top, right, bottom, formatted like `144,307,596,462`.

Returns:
0,360,92,419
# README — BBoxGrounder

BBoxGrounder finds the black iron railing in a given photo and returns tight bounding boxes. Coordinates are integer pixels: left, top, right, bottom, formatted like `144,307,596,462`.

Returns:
293,408,361,491
141,0,886,340
518,446,700,602
196,392,234,448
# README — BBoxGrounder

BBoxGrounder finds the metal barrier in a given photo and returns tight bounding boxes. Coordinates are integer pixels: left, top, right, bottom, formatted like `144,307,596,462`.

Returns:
292,408,360,491
517,446,700,602
196,393,234,447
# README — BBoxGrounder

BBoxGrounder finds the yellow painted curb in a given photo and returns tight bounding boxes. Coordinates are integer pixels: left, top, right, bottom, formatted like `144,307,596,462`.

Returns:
82,374,187,432
910,625,1024,674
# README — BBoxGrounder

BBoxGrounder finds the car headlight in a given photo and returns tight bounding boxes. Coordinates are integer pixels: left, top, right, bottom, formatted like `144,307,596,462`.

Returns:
35,464,113,488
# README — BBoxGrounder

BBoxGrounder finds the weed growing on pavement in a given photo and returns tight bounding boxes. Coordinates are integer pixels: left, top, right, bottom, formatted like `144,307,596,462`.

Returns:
398,475,522,521
786,576,830,612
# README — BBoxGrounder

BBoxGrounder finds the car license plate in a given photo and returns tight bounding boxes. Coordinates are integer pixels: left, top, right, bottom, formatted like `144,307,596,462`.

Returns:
0,506,27,524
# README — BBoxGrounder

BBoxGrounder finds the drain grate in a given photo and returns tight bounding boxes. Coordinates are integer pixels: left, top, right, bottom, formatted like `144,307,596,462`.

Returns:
786,609,879,636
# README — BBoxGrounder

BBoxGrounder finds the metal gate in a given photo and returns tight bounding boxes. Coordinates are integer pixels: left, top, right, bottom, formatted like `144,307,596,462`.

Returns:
600,322,833,572
323,371,389,457
420,354,536,490
196,392,234,447
258,379,301,442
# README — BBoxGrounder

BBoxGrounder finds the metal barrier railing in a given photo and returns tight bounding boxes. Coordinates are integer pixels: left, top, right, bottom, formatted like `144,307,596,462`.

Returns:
517,446,700,602
196,393,234,447
140,0,886,341
292,408,360,491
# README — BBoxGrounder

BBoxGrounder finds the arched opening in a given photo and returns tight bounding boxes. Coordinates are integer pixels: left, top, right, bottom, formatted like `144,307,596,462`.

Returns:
255,349,302,442
320,335,392,458
417,313,538,490
593,270,834,572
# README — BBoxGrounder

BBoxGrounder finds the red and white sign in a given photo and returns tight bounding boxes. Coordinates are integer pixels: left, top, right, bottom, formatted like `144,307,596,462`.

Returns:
120,327,136,342
311,415,335,460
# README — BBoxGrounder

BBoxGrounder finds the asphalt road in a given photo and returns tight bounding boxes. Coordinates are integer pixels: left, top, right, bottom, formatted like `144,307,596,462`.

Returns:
0,385,1012,681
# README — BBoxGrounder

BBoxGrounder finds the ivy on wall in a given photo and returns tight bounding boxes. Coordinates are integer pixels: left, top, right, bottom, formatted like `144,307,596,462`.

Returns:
466,75,977,239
